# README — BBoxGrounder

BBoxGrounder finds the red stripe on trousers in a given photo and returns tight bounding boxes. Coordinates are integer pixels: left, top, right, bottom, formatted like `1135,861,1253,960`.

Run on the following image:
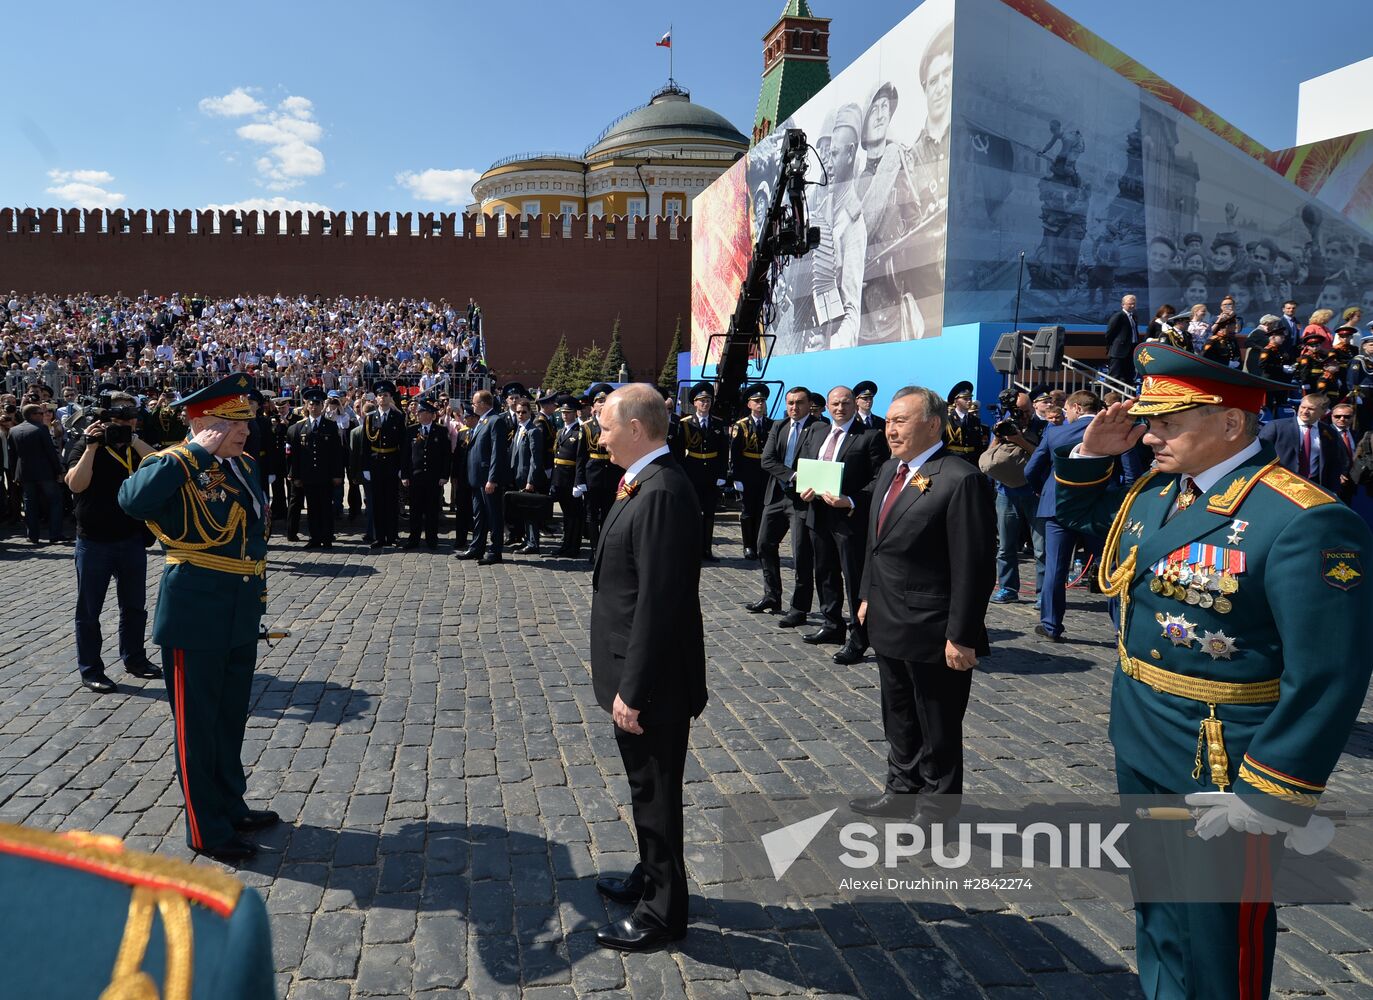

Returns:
1238,835,1272,1000
173,649,202,849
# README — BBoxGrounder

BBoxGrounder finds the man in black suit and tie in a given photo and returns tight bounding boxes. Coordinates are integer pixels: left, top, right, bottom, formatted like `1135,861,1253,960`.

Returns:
9,402,65,544
749,386,817,623
455,388,508,565
506,396,548,553
403,397,450,549
798,385,890,665
286,387,346,548
1280,300,1303,360
590,383,706,952
851,386,995,821
1258,392,1347,493
1105,293,1141,384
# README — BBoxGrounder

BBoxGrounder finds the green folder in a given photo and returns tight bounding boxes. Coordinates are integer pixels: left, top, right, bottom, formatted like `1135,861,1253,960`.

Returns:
796,458,844,495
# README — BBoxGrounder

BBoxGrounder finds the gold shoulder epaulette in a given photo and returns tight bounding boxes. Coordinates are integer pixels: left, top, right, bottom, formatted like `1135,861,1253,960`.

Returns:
0,822,243,917
146,442,199,473
1259,466,1336,509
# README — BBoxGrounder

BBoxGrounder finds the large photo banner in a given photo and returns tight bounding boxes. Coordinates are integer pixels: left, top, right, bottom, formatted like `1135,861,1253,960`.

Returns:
691,0,955,366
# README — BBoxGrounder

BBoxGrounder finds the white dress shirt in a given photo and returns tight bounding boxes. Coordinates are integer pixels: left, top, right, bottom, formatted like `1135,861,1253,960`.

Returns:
623,444,671,485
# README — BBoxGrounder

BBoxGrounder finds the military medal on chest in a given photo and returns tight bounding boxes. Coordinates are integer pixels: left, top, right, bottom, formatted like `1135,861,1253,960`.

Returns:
1148,542,1244,614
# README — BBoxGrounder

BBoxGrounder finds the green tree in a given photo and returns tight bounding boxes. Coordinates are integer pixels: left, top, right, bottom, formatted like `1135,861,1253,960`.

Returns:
605,316,630,381
572,341,606,392
543,334,572,393
657,317,683,395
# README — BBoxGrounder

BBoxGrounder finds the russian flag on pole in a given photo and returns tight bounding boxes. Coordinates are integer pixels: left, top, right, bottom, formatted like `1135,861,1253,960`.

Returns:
656,29,672,48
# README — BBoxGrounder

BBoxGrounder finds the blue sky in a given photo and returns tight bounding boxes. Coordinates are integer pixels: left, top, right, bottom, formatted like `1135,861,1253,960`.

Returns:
4,0,1370,215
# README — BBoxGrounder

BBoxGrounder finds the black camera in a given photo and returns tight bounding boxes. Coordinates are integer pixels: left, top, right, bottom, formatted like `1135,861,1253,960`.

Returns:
101,423,133,447
992,418,1019,438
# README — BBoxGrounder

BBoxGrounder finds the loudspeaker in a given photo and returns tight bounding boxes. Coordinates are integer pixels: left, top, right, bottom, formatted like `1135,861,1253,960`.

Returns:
989,332,1020,375
1030,325,1065,370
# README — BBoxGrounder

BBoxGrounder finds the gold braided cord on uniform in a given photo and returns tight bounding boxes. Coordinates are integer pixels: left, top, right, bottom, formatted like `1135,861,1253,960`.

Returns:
1242,755,1326,792
146,484,247,555
1121,657,1280,704
156,890,194,1000
1238,764,1321,808
1095,470,1159,664
166,551,266,576
102,886,156,1000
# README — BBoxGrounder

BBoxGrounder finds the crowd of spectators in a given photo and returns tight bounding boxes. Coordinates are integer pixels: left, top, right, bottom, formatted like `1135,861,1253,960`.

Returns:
1,290,493,399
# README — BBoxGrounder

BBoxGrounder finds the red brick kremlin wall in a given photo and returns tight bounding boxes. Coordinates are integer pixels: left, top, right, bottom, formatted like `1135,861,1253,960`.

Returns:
0,208,692,384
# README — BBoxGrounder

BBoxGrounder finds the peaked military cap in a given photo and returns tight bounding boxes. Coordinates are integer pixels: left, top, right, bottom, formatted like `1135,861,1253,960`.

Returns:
536,393,558,406
744,383,770,401
589,382,614,401
417,397,439,414
852,380,877,398
1131,342,1291,416
948,380,974,401
557,394,579,411
691,381,715,401
373,379,397,397
177,373,255,421
301,386,326,403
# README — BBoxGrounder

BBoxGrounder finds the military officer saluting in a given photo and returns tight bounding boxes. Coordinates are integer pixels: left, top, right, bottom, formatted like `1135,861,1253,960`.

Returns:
286,385,345,548
680,381,728,561
579,383,623,561
729,383,773,561
404,397,448,549
1054,342,1373,998
361,379,408,548
551,394,587,557
117,374,278,863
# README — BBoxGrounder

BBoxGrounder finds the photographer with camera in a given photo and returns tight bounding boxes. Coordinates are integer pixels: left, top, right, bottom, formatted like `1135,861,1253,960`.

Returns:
978,388,1044,605
64,392,161,694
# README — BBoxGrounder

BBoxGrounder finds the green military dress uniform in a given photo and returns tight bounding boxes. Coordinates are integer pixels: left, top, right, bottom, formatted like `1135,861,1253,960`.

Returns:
0,822,274,998
117,375,270,856
1054,343,1373,999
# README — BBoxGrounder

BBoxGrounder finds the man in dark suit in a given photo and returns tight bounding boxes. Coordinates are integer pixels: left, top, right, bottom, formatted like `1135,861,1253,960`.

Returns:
456,388,508,565
286,387,346,548
851,386,995,820
9,402,65,544
590,383,706,952
506,396,548,554
1105,293,1141,384
798,385,890,665
1258,392,1347,493
729,384,772,561
1025,390,1106,641
749,386,817,622
360,380,408,548
403,397,450,549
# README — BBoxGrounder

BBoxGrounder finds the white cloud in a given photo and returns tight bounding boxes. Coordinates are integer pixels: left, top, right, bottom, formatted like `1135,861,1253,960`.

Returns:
395,167,483,207
46,168,126,207
201,92,326,191
202,197,330,214
198,87,266,117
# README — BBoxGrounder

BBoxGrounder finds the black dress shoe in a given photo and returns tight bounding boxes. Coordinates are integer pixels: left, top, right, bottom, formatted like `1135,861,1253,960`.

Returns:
743,548,758,560
303,540,322,549
286,534,300,543
193,837,257,864
849,792,920,818
368,539,384,550
232,809,280,832
777,610,808,628
477,554,504,565
81,672,117,694
596,870,645,904
832,642,866,665
595,916,685,953
125,661,163,680
802,627,845,645
402,540,420,550
454,548,481,560
745,598,781,614
321,541,333,549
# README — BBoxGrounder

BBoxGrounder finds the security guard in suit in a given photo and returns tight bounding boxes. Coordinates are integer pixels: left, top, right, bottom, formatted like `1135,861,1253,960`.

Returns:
117,374,278,864
551,395,586,556
0,822,275,997
285,386,345,548
730,384,772,561
361,379,408,548
404,397,449,549
580,384,623,561
1053,343,1373,999
680,381,728,561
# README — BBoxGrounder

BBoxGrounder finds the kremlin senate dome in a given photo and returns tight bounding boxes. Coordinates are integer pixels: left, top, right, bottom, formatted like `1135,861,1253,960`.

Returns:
469,82,748,230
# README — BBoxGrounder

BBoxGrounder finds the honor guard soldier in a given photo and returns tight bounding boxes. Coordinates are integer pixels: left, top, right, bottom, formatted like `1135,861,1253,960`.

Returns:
361,379,408,548
0,822,275,997
580,383,623,561
1053,342,1373,998
286,386,345,548
534,393,558,482
680,381,728,560
143,390,188,450
551,394,587,556
117,374,279,863
943,380,986,462
404,397,449,549
853,380,886,430
730,383,772,560
243,388,275,492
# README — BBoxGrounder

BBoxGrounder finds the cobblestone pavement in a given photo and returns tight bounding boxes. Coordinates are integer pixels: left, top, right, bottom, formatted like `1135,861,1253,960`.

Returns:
4,516,1373,999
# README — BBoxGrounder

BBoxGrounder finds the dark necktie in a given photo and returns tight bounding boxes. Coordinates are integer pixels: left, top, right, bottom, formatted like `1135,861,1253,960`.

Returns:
1300,425,1312,479
876,463,909,536
223,458,261,520
821,426,842,462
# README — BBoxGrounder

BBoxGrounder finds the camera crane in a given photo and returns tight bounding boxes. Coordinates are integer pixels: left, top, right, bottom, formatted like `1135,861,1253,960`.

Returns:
704,128,820,424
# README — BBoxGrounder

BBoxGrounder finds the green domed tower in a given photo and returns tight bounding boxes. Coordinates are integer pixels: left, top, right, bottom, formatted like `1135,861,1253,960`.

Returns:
752,0,832,145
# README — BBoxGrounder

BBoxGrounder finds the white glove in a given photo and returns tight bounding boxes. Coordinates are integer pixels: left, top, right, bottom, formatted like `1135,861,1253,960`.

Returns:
715,478,726,487
268,475,276,485
1184,791,1335,855
362,470,371,482
572,484,586,498
733,481,744,492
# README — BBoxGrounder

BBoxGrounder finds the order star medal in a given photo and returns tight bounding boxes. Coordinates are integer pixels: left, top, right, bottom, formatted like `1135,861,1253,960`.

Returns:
1160,612,1197,647
1200,630,1238,660
1227,519,1248,545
